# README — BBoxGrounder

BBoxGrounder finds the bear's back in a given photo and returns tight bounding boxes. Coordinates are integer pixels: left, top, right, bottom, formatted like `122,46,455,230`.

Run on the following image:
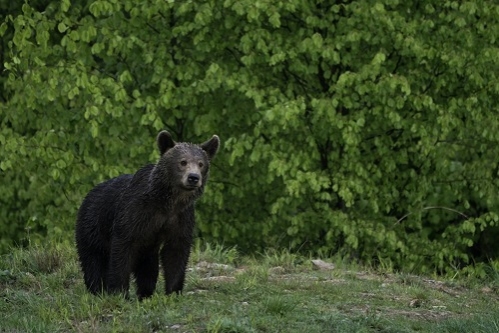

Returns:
76,174,133,243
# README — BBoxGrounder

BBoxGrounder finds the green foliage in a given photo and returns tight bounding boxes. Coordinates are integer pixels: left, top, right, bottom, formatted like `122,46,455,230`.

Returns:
1,0,499,274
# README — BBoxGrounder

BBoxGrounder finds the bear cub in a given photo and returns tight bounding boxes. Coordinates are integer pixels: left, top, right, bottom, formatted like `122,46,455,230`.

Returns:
75,131,220,299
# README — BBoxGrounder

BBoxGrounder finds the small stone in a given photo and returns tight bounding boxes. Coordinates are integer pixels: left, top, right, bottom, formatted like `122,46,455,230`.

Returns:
201,276,236,282
409,299,422,308
311,259,335,270
268,266,286,275
195,261,231,271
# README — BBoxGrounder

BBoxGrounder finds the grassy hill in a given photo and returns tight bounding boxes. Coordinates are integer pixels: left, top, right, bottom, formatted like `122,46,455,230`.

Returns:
1,243,499,332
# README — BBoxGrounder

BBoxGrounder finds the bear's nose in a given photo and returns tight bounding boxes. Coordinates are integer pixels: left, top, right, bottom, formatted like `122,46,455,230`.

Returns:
187,173,200,185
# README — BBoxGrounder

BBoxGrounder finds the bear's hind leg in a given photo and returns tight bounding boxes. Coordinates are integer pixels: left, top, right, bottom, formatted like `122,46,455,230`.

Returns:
80,249,108,295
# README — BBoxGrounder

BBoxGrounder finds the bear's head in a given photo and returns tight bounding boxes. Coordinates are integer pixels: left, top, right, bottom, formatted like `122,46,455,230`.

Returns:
156,131,220,193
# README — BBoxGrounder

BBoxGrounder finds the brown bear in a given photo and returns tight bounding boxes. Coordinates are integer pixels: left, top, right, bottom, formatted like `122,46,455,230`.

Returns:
75,131,220,299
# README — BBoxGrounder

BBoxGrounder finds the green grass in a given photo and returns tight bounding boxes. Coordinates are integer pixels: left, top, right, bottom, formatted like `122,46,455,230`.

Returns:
1,243,499,333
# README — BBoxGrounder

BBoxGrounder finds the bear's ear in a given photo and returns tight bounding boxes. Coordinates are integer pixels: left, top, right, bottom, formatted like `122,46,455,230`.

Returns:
200,135,220,159
157,131,176,155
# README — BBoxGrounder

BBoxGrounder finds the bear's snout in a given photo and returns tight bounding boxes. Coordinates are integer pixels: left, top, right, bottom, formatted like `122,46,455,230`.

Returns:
181,168,202,190
187,173,200,186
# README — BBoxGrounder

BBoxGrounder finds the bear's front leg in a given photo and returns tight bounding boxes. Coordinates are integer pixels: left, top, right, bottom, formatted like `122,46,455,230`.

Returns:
134,246,160,300
160,237,192,295
107,237,133,297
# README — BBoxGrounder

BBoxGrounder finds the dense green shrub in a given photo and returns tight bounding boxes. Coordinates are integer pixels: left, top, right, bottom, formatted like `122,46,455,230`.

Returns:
1,0,499,273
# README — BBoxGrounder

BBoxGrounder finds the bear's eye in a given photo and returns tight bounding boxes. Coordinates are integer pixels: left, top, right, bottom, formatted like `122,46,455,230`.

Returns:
180,160,187,166
198,162,204,168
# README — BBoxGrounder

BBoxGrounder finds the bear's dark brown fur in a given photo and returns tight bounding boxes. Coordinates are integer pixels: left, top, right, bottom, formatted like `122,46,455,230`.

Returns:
75,131,220,299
